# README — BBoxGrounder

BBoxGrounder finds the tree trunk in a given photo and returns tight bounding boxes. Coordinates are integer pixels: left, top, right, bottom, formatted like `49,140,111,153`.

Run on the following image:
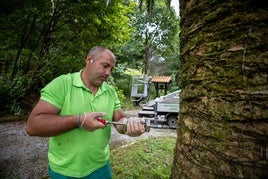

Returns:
172,0,268,178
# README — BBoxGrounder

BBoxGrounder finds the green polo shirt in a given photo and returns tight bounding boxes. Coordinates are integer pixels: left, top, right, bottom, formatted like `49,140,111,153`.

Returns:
40,70,121,177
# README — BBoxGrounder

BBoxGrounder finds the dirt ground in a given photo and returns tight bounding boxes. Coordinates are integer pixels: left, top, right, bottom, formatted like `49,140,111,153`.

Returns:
0,110,177,179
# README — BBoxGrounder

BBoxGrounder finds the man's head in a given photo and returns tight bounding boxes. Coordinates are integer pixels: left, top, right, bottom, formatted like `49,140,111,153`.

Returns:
82,46,116,88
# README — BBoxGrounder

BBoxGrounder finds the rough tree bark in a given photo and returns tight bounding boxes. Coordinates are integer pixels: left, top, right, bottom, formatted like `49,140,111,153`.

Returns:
172,0,268,178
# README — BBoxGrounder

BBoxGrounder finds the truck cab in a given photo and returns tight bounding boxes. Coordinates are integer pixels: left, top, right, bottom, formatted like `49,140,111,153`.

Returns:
138,90,180,128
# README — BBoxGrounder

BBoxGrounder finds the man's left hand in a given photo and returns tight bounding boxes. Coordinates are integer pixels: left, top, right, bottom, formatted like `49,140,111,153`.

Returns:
124,117,145,137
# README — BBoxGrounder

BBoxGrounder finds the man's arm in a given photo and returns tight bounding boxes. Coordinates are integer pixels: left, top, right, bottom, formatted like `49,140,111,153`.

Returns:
112,109,127,134
26,99,78,137
26,99,106,137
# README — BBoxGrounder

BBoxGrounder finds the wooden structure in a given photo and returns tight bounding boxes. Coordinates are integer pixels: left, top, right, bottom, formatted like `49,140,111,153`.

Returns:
151,76,172,97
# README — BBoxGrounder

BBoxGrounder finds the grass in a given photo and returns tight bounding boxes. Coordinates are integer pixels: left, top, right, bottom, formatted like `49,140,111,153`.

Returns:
111,136,176,179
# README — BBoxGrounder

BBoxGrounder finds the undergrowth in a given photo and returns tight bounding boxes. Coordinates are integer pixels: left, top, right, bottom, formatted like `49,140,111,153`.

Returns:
111,136,176,179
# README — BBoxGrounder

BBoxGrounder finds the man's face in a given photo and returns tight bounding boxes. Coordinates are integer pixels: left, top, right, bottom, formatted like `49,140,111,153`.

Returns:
85,51,116,87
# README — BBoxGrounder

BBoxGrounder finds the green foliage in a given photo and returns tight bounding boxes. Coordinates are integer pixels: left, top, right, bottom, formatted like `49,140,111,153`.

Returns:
111,136,176,178
114,86,126,103
117,1,180,77
115,73,132,94
0,75,27,115
0,0,132,114
0,0,181,115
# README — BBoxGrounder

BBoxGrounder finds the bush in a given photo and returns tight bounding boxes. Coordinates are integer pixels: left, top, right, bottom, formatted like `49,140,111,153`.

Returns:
0,76,27,115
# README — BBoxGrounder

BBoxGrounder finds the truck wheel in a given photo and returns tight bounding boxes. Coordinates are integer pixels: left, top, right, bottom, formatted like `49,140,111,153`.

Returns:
133,101,139,106
167,116,178,128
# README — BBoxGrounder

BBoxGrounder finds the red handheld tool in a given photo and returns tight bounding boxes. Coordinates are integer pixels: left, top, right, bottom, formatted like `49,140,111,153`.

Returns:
96,117,126,126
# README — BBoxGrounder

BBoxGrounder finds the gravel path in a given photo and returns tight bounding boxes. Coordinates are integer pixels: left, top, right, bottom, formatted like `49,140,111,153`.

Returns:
0,110,177,178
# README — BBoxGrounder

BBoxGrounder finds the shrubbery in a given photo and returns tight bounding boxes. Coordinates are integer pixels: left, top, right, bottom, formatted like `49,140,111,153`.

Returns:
0,76,27,115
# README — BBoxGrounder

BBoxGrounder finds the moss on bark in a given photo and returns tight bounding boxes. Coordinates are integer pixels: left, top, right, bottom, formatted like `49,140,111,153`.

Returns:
172,0,268,178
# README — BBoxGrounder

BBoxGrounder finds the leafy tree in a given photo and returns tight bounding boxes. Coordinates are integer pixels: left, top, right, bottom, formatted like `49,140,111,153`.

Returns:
112,0,179,100
117,1,180,76
0,0,132,114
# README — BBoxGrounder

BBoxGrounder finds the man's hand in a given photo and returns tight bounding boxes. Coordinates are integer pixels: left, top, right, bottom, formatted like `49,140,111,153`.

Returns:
81,112,106,131
124,117,145,137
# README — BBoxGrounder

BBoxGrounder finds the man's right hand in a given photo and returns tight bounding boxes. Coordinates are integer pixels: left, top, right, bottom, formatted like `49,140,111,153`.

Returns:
80,112,106,131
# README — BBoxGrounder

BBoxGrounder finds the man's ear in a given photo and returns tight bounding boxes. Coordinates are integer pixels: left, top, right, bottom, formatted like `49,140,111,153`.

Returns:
86,55,92,64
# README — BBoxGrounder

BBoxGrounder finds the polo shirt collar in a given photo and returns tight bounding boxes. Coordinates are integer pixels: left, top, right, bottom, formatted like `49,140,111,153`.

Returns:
73,69,109,92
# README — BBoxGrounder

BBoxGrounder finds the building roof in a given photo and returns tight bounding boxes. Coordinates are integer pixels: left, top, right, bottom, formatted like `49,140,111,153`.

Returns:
151,76,172,83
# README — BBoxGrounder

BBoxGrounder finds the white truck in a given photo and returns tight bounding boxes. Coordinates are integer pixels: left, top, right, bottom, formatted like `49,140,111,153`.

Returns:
138,90,180,128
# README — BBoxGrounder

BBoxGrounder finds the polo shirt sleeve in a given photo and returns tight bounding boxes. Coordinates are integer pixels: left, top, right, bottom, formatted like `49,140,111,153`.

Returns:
112,87,121,111
40,75,68,109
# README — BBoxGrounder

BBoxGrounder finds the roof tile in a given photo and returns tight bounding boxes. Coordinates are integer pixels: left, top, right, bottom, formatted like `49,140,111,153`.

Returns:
151,76,171,83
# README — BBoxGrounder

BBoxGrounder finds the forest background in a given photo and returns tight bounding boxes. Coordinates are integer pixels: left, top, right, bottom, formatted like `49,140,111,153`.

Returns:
0,0,180,116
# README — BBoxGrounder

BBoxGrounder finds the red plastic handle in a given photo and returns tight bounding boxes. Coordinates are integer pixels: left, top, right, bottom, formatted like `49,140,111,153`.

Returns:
96,118,107,125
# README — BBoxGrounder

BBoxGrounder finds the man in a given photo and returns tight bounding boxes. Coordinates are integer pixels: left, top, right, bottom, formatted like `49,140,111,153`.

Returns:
26,46,145,178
